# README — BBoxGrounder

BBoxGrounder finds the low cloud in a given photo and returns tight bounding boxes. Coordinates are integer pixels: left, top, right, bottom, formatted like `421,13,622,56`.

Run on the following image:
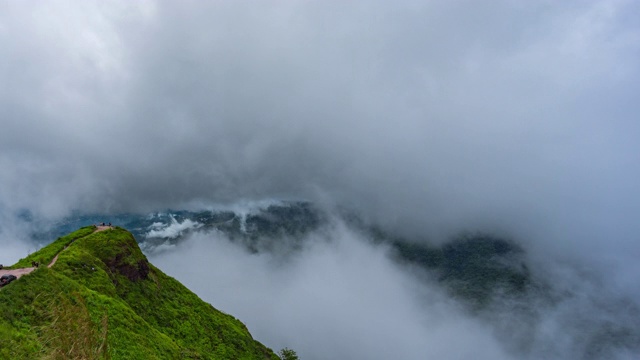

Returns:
0,213,39,266
145,217,201,239
150,218,640,359
151,223,513,360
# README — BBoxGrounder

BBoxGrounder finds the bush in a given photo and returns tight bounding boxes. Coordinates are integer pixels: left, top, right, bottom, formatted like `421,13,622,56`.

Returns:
278,347,299,360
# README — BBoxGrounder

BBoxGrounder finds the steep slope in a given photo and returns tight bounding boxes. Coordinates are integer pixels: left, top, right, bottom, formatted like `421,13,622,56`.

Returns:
0,226,278,360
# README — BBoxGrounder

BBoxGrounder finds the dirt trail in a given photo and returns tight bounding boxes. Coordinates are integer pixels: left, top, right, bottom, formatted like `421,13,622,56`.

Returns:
0,266,36,279
0,225,113,280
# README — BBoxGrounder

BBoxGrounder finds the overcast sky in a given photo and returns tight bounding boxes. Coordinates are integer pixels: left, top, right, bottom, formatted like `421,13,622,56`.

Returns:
2,0,639,261
1,1,639,358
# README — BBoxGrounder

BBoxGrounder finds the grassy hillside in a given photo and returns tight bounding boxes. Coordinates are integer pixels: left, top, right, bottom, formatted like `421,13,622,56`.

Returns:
0,226,278,360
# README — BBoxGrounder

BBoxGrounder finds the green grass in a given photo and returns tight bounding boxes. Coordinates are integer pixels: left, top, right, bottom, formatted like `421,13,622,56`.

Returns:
9,226,97,269
0,227,278,359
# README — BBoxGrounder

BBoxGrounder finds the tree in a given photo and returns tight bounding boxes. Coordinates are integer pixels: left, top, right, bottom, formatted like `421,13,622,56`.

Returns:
278,347,299,360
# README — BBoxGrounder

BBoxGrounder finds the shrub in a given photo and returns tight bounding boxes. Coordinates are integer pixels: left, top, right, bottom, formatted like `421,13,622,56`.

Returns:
278,347,299,360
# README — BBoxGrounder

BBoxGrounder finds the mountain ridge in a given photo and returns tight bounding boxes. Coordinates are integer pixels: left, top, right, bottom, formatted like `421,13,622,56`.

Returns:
0,225,278,359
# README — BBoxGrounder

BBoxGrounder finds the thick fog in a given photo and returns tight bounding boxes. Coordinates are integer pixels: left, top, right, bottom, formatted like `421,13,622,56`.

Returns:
148,217,640,359
1,1,639,358
152,222,514,360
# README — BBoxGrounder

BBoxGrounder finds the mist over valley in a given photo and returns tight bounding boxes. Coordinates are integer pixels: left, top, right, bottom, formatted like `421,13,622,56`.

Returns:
10,200,639,359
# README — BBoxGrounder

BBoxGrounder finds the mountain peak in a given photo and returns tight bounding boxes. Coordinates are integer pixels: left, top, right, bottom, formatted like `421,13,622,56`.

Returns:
0,225,278,359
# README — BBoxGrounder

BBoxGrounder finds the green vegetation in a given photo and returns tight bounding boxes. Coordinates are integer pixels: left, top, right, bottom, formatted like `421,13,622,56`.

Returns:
393,233,530,307
278,347,299,360
9,226,97,269
0,227,278,359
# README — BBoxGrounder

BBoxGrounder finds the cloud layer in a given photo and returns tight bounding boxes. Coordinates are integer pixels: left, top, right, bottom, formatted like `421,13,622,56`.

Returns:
150,218,639,359
2,0,639,276
152,225,515,360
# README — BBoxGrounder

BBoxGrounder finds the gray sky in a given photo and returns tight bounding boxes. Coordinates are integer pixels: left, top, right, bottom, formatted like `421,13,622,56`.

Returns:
2,0,639,258
1,1,639,358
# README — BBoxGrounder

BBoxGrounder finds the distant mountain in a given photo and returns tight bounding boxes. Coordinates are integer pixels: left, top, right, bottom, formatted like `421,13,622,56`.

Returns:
0,226,278,359
15,201,640,358
31,201,532,307
30,201,324,251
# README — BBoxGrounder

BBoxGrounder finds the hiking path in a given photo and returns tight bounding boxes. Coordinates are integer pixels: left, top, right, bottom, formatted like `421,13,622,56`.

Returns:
0,225,113,281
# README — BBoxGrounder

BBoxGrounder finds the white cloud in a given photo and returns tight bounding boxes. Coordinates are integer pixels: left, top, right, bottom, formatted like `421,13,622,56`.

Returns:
151,224,513,360
145,216,201,239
